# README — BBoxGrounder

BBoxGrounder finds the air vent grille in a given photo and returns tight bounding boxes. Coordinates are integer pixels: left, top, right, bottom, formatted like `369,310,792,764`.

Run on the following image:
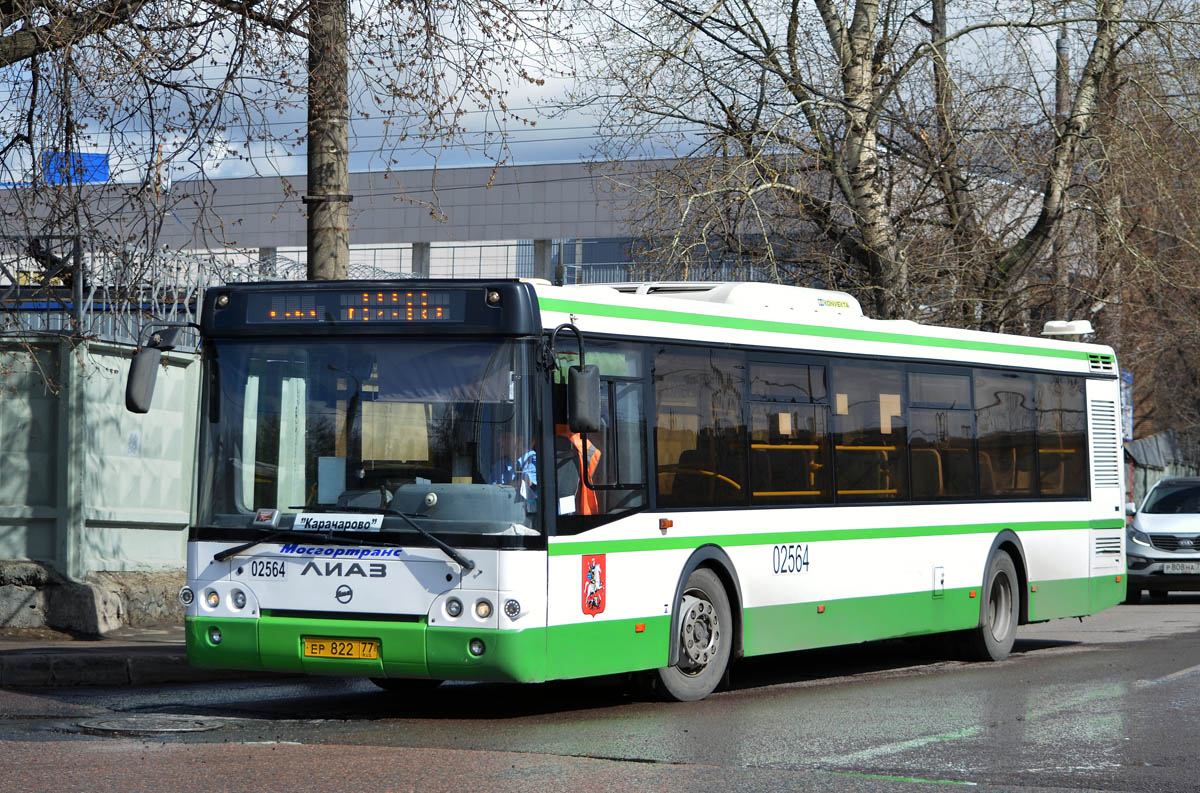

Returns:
1088,354,1115,373
1090,399,1121,488
1094,536,1122,555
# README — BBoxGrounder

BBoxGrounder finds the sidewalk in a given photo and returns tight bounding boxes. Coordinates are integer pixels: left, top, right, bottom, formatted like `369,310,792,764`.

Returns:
0,624,263,688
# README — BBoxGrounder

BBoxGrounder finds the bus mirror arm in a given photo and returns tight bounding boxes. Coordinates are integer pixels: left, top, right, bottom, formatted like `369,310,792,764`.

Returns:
549,323,602,433
126,323,197,414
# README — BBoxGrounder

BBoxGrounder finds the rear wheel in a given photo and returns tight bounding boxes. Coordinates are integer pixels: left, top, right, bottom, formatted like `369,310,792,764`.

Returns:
962,550,1019,661
655,567,732,702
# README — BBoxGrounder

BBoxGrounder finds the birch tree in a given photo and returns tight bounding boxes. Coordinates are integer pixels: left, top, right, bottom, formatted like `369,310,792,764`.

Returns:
576,0,1197,330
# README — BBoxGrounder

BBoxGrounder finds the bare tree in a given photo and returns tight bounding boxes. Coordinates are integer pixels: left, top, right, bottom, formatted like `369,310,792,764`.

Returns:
1081,46,1200,433
575,0,1198,332
0,0,565,303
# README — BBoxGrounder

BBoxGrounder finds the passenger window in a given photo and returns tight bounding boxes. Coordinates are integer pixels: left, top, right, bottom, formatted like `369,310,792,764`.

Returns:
909,372,975,500
831,362,906,502
654,347,748,508
749,362,831,504
1036,375,1088,497
975,370,1036,497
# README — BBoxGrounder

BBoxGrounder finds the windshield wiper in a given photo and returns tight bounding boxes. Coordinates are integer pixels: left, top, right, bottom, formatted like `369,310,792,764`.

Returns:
212,528,404,562
331,505,477,573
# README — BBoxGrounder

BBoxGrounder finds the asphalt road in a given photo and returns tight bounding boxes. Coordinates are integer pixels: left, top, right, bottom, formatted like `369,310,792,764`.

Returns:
4,599,1200,793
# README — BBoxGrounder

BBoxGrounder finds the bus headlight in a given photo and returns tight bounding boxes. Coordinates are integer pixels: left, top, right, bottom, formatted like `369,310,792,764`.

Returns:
504,599,521,619
204,589,220,609
474,599,493,619
468,638,486,656
208,626,223,645
445,597,463,618
230,589,247,610
178,587,195,607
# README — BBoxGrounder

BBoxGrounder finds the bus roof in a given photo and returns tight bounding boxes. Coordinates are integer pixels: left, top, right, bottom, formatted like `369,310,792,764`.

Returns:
533,281,1117,376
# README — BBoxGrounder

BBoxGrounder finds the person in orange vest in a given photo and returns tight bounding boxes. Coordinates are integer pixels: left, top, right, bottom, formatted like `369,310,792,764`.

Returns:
556,424,601,515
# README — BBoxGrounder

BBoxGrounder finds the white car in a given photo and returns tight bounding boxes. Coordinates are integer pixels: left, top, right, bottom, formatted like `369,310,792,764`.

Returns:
1127,477,1200,602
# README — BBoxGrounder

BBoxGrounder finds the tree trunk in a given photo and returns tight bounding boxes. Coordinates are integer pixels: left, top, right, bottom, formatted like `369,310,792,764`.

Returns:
306,0,350,280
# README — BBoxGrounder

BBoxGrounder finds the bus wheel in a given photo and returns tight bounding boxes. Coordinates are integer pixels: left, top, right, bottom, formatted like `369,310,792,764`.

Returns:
369,678,442,694
963,550,1019,662
656,567,732,702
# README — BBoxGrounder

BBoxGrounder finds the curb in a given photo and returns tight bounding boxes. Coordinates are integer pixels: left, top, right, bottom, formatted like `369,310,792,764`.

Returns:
0,648,274,688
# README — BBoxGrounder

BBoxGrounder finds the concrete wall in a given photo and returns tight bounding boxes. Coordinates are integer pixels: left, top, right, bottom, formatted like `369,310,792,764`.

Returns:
0,337,198,581
1129,462,1200,508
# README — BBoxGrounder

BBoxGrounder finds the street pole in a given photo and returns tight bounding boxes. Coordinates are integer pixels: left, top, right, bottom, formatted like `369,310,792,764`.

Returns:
305,0,351,280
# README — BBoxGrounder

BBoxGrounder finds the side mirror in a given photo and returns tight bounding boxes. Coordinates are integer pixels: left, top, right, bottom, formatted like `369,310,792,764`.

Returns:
567,364,602,433
126,327,182,414
1125,502,1137,516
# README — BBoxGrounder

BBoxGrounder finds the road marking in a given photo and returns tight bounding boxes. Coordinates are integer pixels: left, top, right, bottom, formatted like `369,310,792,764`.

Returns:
1150,662,1200,684
818,726,982,766
1022,682,1126,721
830,771,977,786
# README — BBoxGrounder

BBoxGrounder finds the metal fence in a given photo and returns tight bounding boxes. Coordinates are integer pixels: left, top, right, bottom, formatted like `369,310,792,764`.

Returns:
1,236,782,345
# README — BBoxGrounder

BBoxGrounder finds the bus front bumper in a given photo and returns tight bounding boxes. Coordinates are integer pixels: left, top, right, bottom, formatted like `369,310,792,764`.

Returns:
185,614,547,683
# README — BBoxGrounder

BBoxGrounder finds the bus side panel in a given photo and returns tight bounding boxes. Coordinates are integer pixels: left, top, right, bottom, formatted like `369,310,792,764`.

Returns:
742,589,980,656
733,533,990,656
544,548,680,680
1023,527,1114,621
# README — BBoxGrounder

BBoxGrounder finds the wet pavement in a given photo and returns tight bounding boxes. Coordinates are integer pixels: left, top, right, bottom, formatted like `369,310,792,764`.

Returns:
3,601,1200,791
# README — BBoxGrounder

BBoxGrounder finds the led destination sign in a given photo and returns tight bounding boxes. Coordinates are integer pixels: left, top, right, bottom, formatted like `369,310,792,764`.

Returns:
246,289,466,325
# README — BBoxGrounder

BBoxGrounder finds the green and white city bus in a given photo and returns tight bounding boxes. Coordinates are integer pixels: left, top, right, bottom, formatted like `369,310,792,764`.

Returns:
128,279,1126,701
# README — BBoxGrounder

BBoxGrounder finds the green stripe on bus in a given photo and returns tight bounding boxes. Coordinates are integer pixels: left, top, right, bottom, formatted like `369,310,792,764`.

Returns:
187,573,1123,681
548,518,1125,556
538,297,1092,362
546,615,670,679
743,586,981,656
742,574,1118,656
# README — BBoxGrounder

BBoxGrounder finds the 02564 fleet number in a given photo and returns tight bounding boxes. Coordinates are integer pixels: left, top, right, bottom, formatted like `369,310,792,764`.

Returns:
249,559,286,579
772,543,810,574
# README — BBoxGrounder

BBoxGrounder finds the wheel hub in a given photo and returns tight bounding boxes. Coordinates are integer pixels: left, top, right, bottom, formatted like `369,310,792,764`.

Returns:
680,594,721,670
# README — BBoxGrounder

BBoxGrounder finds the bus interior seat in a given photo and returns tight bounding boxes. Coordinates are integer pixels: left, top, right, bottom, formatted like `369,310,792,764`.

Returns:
751,448,772,497
911,447,943,499
672,449,711,505
978,451,995,494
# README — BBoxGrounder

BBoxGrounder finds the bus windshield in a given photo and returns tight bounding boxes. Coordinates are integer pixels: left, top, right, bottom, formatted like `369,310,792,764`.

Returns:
196,337,540,537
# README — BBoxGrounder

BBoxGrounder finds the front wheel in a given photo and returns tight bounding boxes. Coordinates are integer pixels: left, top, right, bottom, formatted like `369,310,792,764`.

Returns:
962,550,1019,662
655,567,732,702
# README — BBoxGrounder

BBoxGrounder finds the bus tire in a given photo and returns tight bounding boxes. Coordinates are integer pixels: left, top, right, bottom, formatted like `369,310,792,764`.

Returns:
963,549,1019,662
655,567,732,702
369,678,442,694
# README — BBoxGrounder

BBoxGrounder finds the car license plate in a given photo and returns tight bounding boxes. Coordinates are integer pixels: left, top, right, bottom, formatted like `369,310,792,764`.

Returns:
302,637,380,660
1163,562,1200,574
